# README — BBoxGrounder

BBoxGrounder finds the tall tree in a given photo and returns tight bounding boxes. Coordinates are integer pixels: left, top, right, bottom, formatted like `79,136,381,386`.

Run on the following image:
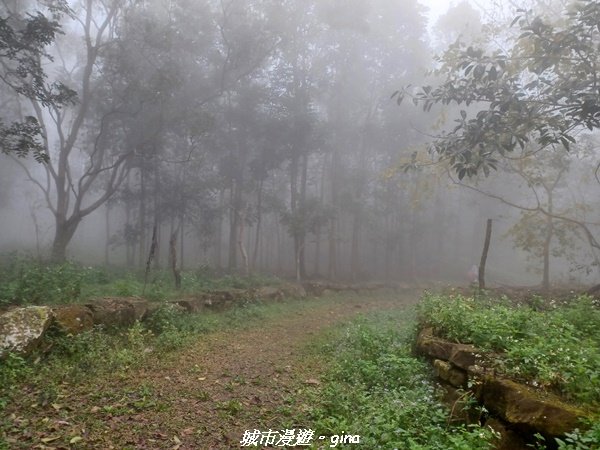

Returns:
0,0,74,161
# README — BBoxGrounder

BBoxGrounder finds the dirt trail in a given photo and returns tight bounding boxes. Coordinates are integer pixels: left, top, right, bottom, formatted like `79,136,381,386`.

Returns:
6,292,417,450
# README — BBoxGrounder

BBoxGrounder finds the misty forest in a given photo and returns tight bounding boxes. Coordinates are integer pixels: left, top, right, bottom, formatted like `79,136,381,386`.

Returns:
1,0,600,449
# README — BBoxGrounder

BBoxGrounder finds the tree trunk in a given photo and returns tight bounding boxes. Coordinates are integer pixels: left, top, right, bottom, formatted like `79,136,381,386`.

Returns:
169,227,182,290
542,214,553,291
143,222,158,294
138,167,146,269
351,213,361,282
238,205,249,277
215,188,225,269
105,204,110,266
51,216,81,263
228,182,240,272
478,219,493,290
251,179,263,270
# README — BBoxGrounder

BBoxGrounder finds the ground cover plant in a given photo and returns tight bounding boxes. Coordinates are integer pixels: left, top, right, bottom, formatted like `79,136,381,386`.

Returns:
302,310,497,449
0,253,281,307
418,292,600,409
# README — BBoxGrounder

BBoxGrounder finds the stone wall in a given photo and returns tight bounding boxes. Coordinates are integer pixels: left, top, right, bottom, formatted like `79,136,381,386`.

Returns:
0,283,311,359
416,327,592,449
0,281,401,359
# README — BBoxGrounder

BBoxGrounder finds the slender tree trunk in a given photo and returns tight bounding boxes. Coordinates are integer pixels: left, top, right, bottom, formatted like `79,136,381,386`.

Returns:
138,167,146,269
238,205,249,277
542,211,553,291
351,213,361,282
228,182,240,272
105,204,110,266
298,153,308,279
143,221,158,294
215,188,225,269
328,151,339,280
479,219,493,290
180,214,185,271
30,207,41,260
169,227,181,290
252,179,263,270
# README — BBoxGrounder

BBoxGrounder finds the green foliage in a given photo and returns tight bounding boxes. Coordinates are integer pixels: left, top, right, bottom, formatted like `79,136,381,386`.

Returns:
0,2,76,162
0,254,283,307
0,256,86,305
0,353,32,410
419,293,600,406
307,312,495,449
400,0,600,178
555,422,600,450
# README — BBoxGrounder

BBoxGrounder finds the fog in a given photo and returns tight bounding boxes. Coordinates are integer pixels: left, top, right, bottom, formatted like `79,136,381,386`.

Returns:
1,0,599,288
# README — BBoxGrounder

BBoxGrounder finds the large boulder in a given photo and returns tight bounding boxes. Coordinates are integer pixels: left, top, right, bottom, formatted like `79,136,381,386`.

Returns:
0,306,52,357
169,297,206,313
482,377,589,437
204,289,248,309
86,297,147,328
433,359,467,388
279,283,307,298
253,286,284,302
51,305,94,335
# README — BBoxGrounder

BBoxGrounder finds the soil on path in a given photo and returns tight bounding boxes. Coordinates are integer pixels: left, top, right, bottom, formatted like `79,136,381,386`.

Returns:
5,291,417,450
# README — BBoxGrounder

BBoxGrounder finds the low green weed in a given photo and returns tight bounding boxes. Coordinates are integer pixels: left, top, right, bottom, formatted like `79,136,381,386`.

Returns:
0,256,86,305
0,254,284,307
306,311,496,449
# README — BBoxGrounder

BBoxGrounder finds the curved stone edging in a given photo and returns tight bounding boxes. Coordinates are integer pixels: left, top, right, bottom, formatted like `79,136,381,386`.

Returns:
416,327,592,447
2,282,361,358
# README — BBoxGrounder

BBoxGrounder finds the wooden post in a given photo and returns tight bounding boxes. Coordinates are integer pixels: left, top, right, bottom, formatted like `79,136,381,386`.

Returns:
479,219,492,290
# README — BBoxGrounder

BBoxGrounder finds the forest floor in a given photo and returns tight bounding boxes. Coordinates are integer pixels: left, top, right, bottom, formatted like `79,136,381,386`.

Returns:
3,291,418,450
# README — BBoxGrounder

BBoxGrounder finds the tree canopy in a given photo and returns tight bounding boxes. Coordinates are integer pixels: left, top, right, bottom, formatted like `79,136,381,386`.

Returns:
0,1,75,162
397,0,600,179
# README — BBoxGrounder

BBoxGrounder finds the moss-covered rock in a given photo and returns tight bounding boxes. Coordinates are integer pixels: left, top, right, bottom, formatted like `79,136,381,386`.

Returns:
485,417,530,450
279,283,307,298
169,297,206,313
482,377,590,437
51,305,94,335
0,306,52,357
86,297,149,328
433,359,467,388
415,328,456,360
252,286,285,301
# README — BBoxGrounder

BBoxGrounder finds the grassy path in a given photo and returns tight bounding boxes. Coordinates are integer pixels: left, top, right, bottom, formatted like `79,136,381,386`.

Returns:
2,291,418,449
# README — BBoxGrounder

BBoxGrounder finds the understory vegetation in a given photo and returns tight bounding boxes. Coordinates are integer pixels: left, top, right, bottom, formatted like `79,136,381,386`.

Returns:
0,254,280,307
304,311,497,450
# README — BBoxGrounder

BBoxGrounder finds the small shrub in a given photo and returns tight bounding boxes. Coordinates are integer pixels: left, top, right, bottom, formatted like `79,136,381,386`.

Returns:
144,303,184,334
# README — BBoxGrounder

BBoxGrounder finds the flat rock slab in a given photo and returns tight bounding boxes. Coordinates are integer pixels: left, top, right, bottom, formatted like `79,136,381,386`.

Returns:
86,297,148,328
0,306,52,357
433,359,467,388
51,305,94,335
483,377,590,437
252,286,285,301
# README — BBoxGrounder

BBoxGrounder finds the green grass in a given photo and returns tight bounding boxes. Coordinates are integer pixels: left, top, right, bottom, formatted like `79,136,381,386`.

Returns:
0,253,281,306
418,292,600,407
300,310,497,450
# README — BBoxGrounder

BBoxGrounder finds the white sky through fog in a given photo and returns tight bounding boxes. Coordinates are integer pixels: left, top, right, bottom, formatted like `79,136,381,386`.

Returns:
419,0,454,24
